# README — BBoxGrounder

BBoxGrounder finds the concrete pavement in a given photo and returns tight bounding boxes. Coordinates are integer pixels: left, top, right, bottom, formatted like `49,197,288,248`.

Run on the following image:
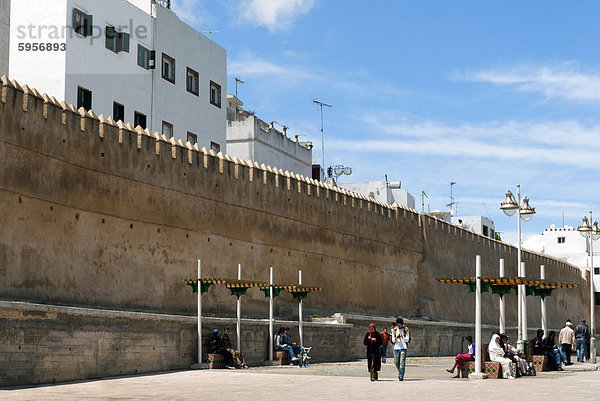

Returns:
1,357,598,400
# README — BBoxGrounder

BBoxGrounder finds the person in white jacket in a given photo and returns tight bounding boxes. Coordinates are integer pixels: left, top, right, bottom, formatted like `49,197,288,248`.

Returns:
488,334,515,379
391,317,410,381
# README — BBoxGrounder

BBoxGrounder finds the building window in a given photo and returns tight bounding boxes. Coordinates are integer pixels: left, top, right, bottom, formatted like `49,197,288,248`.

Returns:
77,86,92,110
594,267,599,275
482,225,489,237
162,121,173,137
210,81,221,108
187,132,197,144
137,45,155,70
134,111,146,129
105,26,130,54
186,68,199,96
596,292,600,306
210,141,220,153
162,53,176,84
113,102,124,122
558,237,566,244
72,8,93,37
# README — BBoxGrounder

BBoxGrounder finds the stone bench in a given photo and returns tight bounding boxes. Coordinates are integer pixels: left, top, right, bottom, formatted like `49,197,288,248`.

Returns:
461,360,502,379
207,353,227,369
530,355,549,372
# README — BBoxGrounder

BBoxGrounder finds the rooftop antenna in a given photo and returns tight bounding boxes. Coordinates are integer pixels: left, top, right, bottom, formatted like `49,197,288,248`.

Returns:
235,78,245,98
202,30,219,39
313,99,332,170
447,181,456,215
483,202,490,220
422,191,429,213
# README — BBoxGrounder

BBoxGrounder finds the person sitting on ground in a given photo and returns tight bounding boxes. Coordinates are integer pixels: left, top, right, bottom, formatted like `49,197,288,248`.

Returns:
544,330,566,371
380,327,391,363
221,328,248,369
364,323,383,381
209,329,232,366
501,334,526,377
274,327,296,364
446,336,475,378
488,333,515,379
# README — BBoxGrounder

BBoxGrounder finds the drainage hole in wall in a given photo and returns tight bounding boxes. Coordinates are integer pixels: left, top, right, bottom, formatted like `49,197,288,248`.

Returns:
257,192,259,196
101,152,105,158
18,196,22,204
184,173,187,177
75,213,79,221
50,206,53,211
230,242,232,246
21,126,25,132
288,251,291,256
207,238,210,242
129,224,133,229
18,345,21,350
215,184,219,188
147,164,150,169
157,228,161,234
63,139,66,144
186,234,189,239
251,245,254,249
270,248,273,253
288,198,291,202
69,347,72,351
101,218,105,224
321,257,323,262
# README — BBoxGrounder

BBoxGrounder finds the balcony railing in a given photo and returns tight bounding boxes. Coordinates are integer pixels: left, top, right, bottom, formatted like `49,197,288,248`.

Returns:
154,0,171,9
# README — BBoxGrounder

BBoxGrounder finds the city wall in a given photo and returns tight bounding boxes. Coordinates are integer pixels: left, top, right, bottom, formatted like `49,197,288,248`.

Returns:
0,77,593,385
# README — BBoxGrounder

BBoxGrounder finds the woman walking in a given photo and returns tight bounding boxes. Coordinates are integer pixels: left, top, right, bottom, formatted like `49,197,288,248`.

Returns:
364,323,383,381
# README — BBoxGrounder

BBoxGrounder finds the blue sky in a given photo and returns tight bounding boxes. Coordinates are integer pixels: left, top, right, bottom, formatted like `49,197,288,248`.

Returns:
173,0,600,244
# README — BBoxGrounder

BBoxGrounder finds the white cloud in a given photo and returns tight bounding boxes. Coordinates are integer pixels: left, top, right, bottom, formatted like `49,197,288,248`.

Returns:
172,0,212,26
463,64,600,103
238,0,317,32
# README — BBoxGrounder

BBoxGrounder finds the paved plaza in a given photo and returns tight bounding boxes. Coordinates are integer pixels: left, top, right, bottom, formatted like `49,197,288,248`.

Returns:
1,357,598,400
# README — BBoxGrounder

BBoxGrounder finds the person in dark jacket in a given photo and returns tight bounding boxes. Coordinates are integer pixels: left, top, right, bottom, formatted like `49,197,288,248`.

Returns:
364,323,383,381
575,320,590,362
209,329,232,366
541,331,562,371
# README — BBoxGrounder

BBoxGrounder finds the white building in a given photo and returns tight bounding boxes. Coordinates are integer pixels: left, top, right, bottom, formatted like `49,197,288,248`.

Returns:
337,180,416,209
523,224,600,290
451,216,495,239
5,0,226,151
226,94,313,177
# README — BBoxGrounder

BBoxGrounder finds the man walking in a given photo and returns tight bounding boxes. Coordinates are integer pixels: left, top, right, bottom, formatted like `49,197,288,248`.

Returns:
575,320,590,362
559,320,575,365
391,317,410,381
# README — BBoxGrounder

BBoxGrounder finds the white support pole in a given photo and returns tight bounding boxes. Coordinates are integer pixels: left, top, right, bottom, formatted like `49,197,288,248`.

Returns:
299,270,303,348
269,266,274,363
589,213,597,364
470,255,487,379
198,260,202,366
499,259,505,334
237,263,242,352
540,265,547,334
521,261,528,344
516,186,524,351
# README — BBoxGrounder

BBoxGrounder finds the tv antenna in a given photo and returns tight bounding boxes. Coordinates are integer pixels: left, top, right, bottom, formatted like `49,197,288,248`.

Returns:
421,191,429,213
235,78,245,98
447,181,456,215
313,99,333,170
203,30,219,39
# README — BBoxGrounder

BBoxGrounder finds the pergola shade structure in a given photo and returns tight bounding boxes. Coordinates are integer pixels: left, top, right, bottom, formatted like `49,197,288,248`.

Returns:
435,277,577,299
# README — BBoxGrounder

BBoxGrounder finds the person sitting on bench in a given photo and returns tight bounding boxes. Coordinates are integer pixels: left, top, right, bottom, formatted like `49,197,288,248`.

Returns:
446,336,475,378
221,328,248,369
209,329,232,367
532,329,559,371
275,327,298,364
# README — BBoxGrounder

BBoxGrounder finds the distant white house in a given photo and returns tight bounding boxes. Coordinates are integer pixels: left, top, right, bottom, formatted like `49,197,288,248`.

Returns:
336,180,416,209
226,94,313,178
451,216,495,239
4,0,227,150
523,224,600,289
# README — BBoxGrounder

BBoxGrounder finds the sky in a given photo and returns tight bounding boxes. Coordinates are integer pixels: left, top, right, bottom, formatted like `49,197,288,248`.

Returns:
172,0,600,245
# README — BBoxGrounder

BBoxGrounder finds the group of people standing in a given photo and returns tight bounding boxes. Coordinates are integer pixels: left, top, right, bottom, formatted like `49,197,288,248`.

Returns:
364,318,410,382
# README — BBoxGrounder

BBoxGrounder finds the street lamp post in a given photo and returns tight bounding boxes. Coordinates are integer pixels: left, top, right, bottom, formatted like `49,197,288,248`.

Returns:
578,213,599,364
500,185,536,351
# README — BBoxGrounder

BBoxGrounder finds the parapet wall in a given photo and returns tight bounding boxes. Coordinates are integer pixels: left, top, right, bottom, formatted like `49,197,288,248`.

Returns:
0,76,590,331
